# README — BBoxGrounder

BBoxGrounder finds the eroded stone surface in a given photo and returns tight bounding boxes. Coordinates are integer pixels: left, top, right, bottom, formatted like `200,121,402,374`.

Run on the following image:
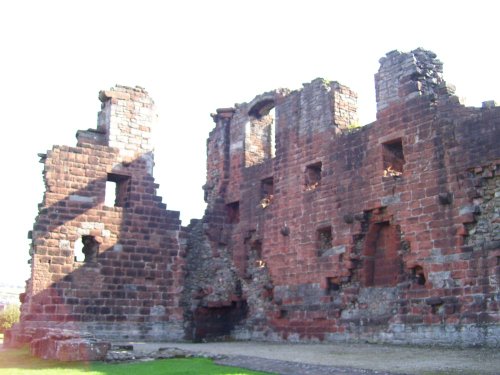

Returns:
28,328,110,361
191,48,499,346
10,48,500,350
11,86,184,344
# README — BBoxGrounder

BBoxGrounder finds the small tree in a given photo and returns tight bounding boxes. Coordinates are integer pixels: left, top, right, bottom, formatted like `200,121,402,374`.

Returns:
0,305,20,333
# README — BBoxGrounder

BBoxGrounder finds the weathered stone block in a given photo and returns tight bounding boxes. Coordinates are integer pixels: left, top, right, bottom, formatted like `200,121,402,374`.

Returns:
12,50,500,349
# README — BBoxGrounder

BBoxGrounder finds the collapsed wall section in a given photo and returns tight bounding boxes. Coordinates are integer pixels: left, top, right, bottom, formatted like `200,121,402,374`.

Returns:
7,48,499,348
10,86,185,345
192,48,499,346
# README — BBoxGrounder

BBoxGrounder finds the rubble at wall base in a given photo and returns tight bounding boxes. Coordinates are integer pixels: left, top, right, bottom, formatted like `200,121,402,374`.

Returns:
11,49,499,351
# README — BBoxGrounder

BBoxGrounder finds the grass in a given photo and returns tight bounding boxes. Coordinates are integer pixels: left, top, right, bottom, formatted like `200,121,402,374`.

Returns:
0,348,273,375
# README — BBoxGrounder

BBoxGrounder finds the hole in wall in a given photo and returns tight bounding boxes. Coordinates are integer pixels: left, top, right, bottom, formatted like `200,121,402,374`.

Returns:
269,107,276,157
278,309,288,319
244,237,266,277
226,201,240,224
438,192,453,205
305,162,322,191
75,235,99,263
326,277,341,294
251,240,263,262
317,226,333,252
245,99,276,167
412,265,426,286
259,177,274,208
382,139,404,177
106,173,131,207
193,301,248,341
431,302,444,314
74,240,85,262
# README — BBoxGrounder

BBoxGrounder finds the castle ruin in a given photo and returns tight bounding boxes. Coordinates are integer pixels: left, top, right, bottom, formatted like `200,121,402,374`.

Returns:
7,48,500,348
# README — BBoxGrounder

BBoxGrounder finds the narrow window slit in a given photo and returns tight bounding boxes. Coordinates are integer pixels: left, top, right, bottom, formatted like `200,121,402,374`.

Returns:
259,177,274,209
226,201,240,224
105,173,131,207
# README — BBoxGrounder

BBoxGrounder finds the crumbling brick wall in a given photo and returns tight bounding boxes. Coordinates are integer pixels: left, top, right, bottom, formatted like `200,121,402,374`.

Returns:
11,86,185,344
10,48,499,348
192,48,499,346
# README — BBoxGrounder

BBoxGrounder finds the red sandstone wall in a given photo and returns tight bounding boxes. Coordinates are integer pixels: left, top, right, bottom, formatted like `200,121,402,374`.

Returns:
196,49,499,345
11,49,499,347
18,86,185,341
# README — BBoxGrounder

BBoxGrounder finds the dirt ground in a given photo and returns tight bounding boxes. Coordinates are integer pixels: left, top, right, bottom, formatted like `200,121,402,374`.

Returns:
129,341,500,375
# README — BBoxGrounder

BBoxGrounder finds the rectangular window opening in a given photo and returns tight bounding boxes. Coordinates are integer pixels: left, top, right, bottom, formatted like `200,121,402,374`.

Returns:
226,201,240,224
250,240,265,268
278,309,288,319
74,235,99,263
316,226,332,252
326,277,341,294
382,139,404,177
245,101,276,167
106,173,131,207
305,162,322,191
259,177,274,208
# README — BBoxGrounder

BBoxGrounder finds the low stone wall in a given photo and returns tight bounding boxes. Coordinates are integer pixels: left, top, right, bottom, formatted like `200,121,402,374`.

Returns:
5,326,110,361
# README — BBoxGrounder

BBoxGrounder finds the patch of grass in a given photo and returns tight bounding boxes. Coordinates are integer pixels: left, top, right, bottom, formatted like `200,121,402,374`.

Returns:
91,358,273,375
0,348,273,375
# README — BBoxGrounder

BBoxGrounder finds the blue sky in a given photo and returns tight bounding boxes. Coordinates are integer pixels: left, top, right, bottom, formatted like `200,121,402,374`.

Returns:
0,0,498,286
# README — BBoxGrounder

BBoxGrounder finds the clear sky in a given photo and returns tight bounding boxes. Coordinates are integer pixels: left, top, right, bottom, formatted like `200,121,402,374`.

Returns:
0,0,498,286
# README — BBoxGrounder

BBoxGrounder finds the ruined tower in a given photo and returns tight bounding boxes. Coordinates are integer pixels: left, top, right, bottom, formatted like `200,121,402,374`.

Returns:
14,86,185,342
9,49,500,348
186,48,499,345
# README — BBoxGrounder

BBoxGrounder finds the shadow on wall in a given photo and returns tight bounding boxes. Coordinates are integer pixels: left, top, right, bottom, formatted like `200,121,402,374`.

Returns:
14,153,185,343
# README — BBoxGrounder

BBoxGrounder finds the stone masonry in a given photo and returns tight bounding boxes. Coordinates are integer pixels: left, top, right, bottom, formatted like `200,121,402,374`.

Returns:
189,48,499,346
8,86,185,345
8,48,500,349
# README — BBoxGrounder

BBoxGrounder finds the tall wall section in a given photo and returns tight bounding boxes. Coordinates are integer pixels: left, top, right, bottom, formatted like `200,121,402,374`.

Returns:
7,48,499,348
12,86,185,343
186,48,500,346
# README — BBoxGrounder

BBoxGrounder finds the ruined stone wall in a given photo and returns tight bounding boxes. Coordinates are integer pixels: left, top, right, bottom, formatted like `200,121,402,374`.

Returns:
10,48,499,348
14,86,185,343
191,48,499,346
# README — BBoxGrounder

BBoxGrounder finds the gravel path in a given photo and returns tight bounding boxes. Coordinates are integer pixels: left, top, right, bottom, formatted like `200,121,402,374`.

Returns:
216,355,400,375
129,341,500,375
